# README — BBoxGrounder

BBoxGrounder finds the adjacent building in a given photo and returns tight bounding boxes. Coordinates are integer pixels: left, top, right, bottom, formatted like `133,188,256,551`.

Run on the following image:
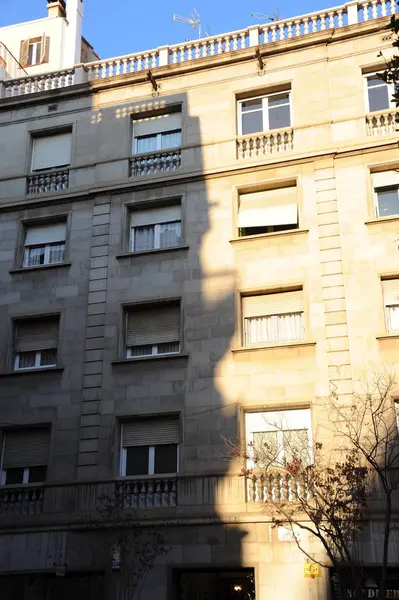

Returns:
0,0,398,598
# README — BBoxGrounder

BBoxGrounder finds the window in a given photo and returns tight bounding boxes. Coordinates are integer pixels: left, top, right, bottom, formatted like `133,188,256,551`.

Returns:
1,428,49,485
242,290,304,346
238,91,291,135
125,302,180,358
130,205,181,252
245,409,312,468
238,186,298,236
120,416,180,476
372,171,399,218
132,112,182,154
14,317,59,371
382,279,399,332
365,73,395,112
31,132,72,172
23,222,66,267
20,35,49,67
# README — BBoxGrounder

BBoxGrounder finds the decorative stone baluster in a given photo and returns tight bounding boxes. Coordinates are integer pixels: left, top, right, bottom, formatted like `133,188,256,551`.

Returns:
271,24,277,41
371,0,378,18
143,53,150,69
294,19,301,35
381,0,387,15
311,15,318,32
337,9,344,26
231,34,238,50
328,11,335,27
362,1,370,20
320,13,327,29
303,18,310,34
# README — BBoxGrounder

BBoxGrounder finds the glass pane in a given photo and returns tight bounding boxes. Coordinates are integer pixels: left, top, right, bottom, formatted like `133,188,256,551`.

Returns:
241,111,263,135
268,93,290,108
134,226,155,251
156,342,180,355
126,446,149,476
388,305,399,331
28,466,47,483
244,313,303,345
161,130,181,149
40,349,57,367
154,444,177,474
241,99,262,112
128,345,153,357
253,431,279,465
268,103,291,129
367,75,384,88
26,246,45,267
17,351,36,369
159,221,181,248
49,243,65,264
377,189,399,217
368,85,390,111
283,429,309,465
136,135,157,154
5,468,24,485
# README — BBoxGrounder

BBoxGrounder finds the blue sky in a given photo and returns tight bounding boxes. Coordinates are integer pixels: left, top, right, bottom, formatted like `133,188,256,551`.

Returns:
1,0,341,59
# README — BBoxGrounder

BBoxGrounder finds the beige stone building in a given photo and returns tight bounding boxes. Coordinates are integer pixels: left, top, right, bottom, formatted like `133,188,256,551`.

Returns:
0,0,398,598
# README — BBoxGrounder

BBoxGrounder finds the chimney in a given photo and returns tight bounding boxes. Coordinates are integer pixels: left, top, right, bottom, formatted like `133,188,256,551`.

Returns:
64,0,84,66
47,0,66,18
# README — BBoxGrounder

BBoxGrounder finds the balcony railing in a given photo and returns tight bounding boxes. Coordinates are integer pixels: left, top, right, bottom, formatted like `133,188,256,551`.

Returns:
237,128,294,159
0,485,44,516
366,109,398,136
116,478,177,509
247,474,309,503
130,149,182,176
1,0,396,98
27,169,69,194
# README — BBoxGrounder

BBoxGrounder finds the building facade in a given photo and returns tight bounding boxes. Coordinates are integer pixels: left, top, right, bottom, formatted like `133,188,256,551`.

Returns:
0,0,398,598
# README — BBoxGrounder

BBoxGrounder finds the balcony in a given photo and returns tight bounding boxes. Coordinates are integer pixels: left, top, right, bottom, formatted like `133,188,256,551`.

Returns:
247,474,309,503
237,128,294,160
366,109,398,136
116,477,177,508
130,149,182,177
27,169,70,195
0,485,44,516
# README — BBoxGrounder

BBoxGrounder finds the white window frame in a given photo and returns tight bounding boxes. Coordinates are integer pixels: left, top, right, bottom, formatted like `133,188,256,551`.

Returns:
134,130,182,154
237,91,292,136
385,304,399,332
14,350,56,371
119,436,180,476
23,242,65,267
129,220,181,252
364,72,396,113
373,186,399,219
1,467,31,486
126,342,180,359
243,311,305,346
245,409,313,469
28,40,41,66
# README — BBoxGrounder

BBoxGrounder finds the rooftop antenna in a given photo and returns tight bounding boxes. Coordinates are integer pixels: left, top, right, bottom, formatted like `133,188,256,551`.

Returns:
173,8,202,39
251,9,281,21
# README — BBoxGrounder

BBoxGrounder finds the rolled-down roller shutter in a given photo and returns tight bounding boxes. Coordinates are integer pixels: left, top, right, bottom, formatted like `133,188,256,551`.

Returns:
131,206,181,227
126,304,180,347
382,279,399,306
372,171,399,189
32,132,72,171
2,428,50,468
25,223,66,246
122,417,180,447
15,318,59,352
238,187,297,228
242,290,304,318
133,112,182,138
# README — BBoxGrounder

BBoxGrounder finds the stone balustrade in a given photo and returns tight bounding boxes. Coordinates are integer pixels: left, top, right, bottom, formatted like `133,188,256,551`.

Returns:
4,68,75,97
85,50,159,80
0,486,44,516
116,478,177,509
27,169,70,195
169,28,248,63
247,474,309,503
130,149,182,176
366,109,398,136
237,128,294,159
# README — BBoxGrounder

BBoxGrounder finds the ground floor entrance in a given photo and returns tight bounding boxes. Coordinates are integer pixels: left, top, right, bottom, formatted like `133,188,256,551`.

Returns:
178,568,255,600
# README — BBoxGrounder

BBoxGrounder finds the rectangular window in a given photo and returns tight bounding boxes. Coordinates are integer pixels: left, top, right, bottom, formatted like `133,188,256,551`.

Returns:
245,408,312,468
242,290,304,346
20,35,49,67
372,171,399,218
125,302,180,358
1,428,50,485
238,186,298,236
23,222,66,267
132,112,182,154
382,279,399,332
365,73,395,112
31,132,72,172
14,317,59,371
120,416,180,476
238,91,291,135
130,205,181,252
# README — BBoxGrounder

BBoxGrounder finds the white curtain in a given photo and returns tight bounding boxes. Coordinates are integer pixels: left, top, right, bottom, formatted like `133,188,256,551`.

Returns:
24,247,44,267
136,135,157,154
133,226,155,251
49,244,65,264
244,312,304,345
161,130,181,149
159,222,181,248
387,305,399,331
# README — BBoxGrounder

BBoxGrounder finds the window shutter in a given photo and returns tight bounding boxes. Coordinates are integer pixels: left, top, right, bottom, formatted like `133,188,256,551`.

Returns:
41,36,50,64
131,206,181,227
126,304,180,347
238,187,298,228
242,290,304,319
372,171,399,189
20,38,29,67
2,428,50,469
31,133,72,171
382,279,399,306
15,318,59,352
133,113,182,138
122,417,180,447
25,223,66,246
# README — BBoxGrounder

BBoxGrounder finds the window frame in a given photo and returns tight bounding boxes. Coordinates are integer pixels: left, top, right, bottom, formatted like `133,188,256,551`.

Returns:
129,219,182,253
27,40,42,66
14,349,57,371
237,90,292,136
0,466,41,486
133,130,182,155
373,185,399,219
119,427,180,477
23,241,65,268
364,71,396,113
126,342,180,359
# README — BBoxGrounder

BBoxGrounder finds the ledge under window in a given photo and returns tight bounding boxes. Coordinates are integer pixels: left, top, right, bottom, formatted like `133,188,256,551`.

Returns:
116,245,189,259
112,353,189,365
0,366,64,377
10,262,71,274
376,333,399,341
232,340,316,353
230,229,308,244
365,216,399,226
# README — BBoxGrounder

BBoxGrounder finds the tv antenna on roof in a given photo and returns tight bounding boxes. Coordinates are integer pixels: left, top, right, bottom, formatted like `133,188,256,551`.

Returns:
173,8,202,39
251,9,281,21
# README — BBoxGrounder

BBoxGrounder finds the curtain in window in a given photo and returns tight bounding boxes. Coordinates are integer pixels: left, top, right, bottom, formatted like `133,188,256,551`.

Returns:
244,312,304,345
161,130,181,149
387,305,399,331
136,135,157,154
49,244,65,263
159,222,181,248
25,247,44,267
134,226,155,251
